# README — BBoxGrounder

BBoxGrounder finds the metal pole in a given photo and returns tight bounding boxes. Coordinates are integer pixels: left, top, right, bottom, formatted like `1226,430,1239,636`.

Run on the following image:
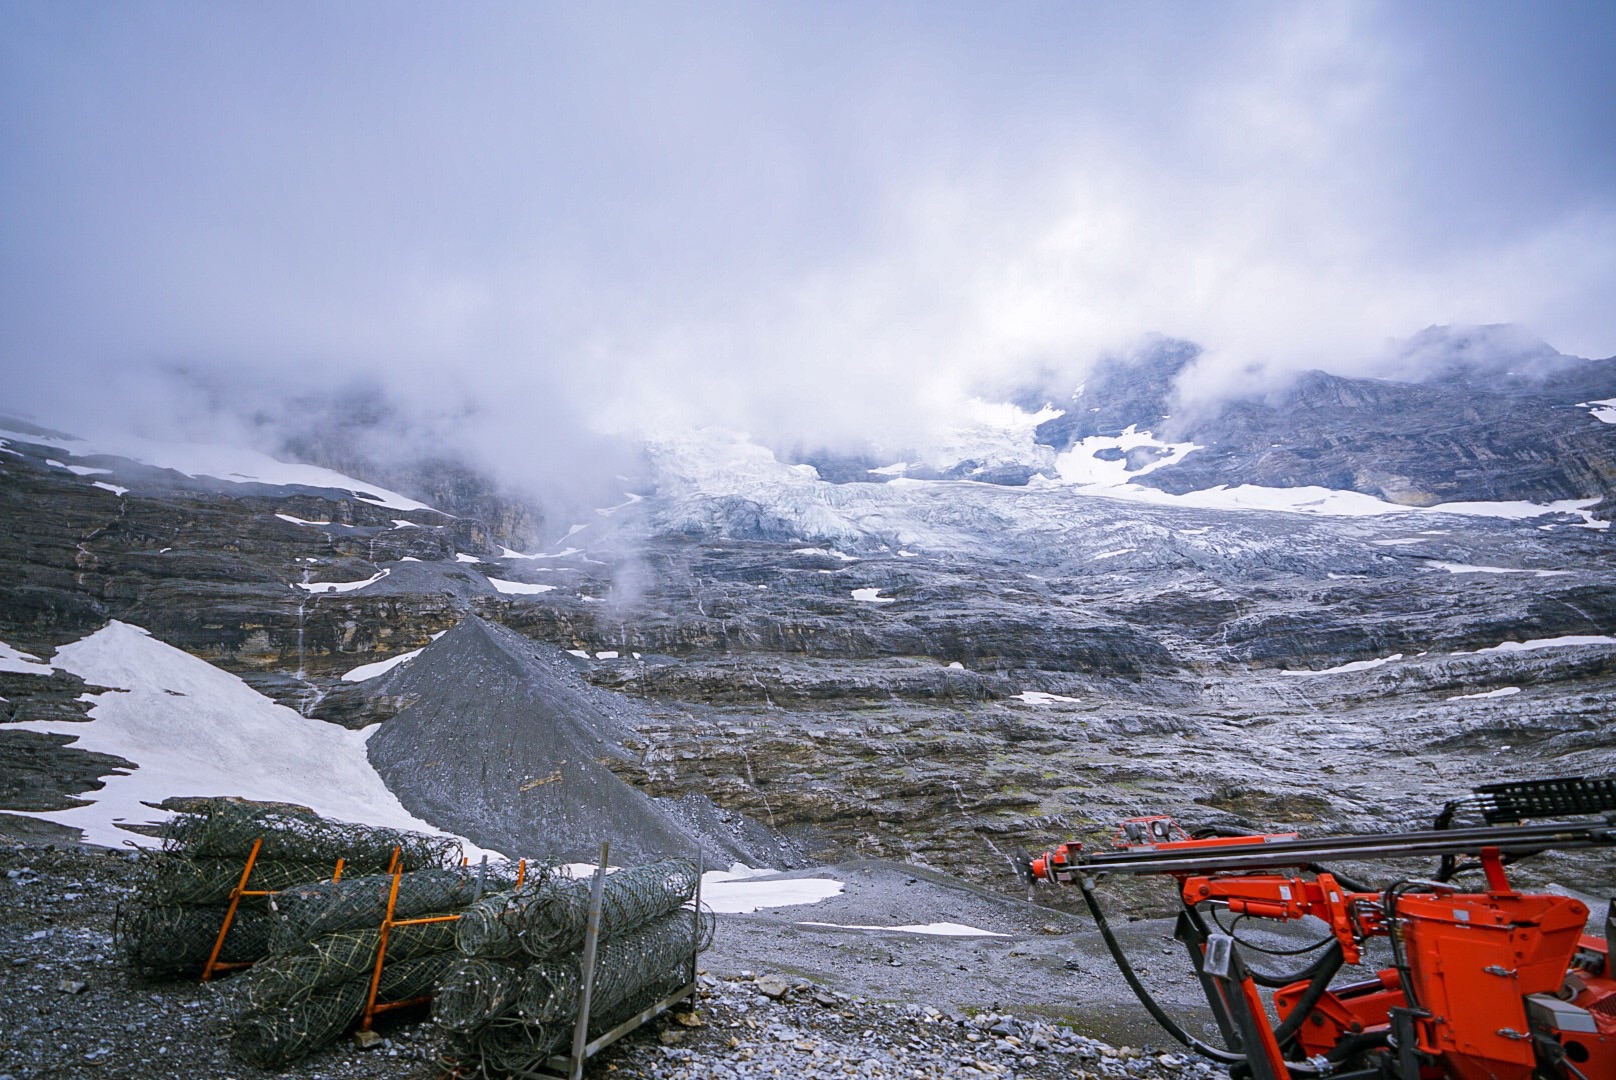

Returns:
570,842,610,1080
689,848,702,990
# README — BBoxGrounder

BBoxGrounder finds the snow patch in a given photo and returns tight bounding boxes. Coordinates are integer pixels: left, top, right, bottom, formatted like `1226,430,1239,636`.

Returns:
1091,548,1133,560
0,640,53,675
64,464,111,476
565,650,590,659
700,866,845,914
341,648,425,682
595,650,619,660
295,569,390,594
1052,425,1201,486
501,546,579,560
8,622,489,853
799,921,1007,938
1284,654,1403,676
486,577,556,595
1448,687,1522,701
851,588,896,604
92,482,129,496
454,553,482,564
391,519,419,529
1427,562,1571,577
1456,636,1616,656
795,547,858,562
897,550,919,558
1580,398,1616,424
1016,691,1081,705
276,513,335,527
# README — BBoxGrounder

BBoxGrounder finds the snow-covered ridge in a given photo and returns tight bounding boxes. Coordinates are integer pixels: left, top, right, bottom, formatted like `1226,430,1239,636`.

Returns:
0,422,439,513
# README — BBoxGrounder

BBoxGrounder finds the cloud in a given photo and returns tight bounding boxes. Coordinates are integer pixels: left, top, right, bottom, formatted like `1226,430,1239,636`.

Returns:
2,1,1613,491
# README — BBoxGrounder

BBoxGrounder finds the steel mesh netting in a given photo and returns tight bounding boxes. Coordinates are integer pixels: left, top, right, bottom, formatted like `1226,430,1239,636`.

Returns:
270,864,533,948
242,919,460,1010
146,855,340,906
433,906,714,1078
230,953,453,1069
442,973,690,1080
517,906,713,1022
115,902,277,979
161,798,462,870
511,858,698,958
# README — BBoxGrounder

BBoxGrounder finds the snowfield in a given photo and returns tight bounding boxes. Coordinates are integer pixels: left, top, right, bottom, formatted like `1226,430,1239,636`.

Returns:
8,621,492,855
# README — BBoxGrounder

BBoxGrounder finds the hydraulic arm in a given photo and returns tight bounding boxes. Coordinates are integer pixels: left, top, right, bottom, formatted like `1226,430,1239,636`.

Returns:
1024,776,1616,1080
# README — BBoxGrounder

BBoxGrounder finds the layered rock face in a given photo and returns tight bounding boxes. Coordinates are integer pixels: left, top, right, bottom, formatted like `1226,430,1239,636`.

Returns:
2,337,1613,895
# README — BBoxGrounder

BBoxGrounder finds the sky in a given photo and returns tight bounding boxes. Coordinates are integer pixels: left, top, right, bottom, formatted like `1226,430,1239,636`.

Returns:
2,1,1614,492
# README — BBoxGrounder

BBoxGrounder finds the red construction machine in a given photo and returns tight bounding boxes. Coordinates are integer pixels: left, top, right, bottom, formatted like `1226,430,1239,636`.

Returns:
1022,775,1616,1080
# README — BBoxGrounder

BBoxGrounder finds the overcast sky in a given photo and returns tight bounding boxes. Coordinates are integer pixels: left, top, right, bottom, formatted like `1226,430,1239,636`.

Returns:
3,1,1614,463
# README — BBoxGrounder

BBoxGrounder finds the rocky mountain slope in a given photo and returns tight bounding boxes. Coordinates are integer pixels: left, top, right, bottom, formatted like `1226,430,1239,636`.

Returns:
2,331,1614,905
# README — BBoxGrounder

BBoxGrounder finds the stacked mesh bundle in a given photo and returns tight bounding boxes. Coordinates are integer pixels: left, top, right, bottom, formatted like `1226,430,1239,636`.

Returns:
117,798,464,981
510,859,699,958
160,798,461,870
271,863,531,949
115,902,277,979
231,953,451,1068
242,920,460,1010
433,858,711,1078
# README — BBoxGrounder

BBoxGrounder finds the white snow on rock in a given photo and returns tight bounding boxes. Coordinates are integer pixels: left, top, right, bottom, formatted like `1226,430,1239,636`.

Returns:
391,519,419,529
0,424,439,513
795,547,858,562
851,588,896,604
92,482,130,496
454,553,482,563
1427,562,1571,577
7,621,491,853
340,648,425,682
799,921,1007,938
565,649,591,659
276,513,336,527
596,650,619,659
486,577,556,595
1580,399,1616,424
500,546,579,560
63,464,111,476
295,569,390,593
1448,687,1522,701
1091,548,1133,560
1456,635,1616,656
0,640,53,675
1016,691,1081,705
1284,654,1403,676
1052,425,1201,486
700,866,845,914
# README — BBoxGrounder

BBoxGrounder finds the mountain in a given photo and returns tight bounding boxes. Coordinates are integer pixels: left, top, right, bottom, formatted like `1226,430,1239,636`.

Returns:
1,334,1613,898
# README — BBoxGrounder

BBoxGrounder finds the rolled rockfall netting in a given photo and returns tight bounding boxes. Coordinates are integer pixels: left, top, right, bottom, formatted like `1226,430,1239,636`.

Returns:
270,864,529,947
517,906,713,1024
230,953,452,1068
442,972,690,1079
454,890,527,959
242,918,460,1011
162,798,461,870
512,858,699,958
116,902,276,979
146,855,339,906
432,957,526,1034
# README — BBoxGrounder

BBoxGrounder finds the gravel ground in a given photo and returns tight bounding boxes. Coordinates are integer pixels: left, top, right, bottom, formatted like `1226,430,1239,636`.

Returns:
0,841,1224,1080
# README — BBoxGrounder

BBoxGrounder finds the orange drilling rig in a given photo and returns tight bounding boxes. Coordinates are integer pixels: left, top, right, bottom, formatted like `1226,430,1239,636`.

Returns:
1022,776,1616,1080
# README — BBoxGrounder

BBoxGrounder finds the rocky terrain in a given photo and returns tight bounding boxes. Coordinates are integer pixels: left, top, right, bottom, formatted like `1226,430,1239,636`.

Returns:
1,332,1614,1074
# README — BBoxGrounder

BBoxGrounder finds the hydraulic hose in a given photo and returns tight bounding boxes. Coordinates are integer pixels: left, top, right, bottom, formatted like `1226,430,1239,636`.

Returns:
1077,876,1245,1066
1271,941,1344,1045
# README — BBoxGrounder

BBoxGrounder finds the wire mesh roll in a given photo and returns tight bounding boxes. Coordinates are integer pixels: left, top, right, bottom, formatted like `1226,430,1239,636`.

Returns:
442,972,690,1079
230,953,452,1068
432,957,526,1034
115,902,276,978
145,855,338,906
513,858,698,958
243,918,459,1010
162,798,460,869
454,890,524,959
271,865,525,947
517,906,713,1024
